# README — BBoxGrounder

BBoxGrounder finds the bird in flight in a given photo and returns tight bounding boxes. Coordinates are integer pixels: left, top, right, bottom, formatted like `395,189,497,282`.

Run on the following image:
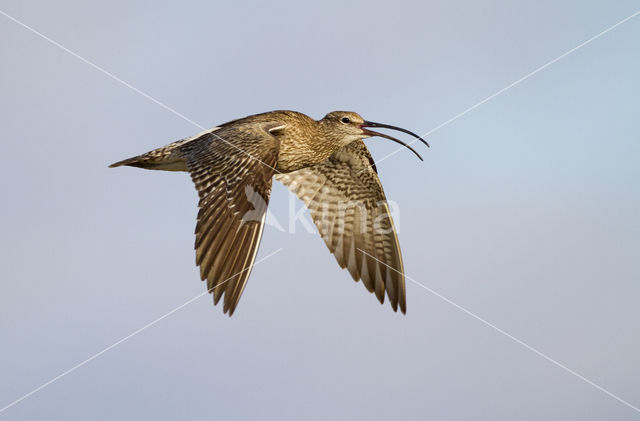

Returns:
110,110,428,316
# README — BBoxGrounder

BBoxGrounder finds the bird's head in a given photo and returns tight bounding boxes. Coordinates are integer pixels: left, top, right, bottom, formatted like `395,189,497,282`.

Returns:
320,111,429,160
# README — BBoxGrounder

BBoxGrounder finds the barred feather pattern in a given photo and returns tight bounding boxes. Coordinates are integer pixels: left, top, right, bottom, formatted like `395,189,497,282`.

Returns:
275,140,406,313
180,123,280,315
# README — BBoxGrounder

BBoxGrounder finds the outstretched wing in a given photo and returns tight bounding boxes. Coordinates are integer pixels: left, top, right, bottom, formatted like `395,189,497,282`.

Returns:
180,123,280,315
275,140,406,313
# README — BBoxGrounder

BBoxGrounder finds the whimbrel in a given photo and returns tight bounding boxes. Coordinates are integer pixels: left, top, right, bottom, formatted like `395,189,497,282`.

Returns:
110,110,428,315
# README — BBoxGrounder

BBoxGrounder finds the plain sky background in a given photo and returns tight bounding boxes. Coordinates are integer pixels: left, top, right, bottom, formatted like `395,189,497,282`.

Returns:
1,1,639,419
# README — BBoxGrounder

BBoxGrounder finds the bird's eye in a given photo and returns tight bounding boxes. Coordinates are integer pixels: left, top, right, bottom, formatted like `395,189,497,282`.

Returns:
341,117,350,124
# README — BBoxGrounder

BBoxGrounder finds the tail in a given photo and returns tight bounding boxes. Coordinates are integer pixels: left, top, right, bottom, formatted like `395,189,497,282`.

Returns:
109,142,188,172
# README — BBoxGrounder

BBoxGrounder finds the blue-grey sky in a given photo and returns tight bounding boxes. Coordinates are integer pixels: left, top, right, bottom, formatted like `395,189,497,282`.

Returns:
1,1,639,419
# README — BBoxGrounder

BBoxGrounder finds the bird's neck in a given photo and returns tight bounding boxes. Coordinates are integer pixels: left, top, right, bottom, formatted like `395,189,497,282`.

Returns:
275,121,344,173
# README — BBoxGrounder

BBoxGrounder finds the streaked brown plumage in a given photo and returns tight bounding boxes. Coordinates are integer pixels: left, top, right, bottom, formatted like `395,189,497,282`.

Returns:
110,110,428,316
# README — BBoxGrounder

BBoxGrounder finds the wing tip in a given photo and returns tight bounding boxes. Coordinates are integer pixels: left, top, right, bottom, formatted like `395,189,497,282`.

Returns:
389,298,407,315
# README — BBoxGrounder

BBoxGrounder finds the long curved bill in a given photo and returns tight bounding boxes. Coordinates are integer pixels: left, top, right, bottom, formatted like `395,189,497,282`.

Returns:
361,121,429,161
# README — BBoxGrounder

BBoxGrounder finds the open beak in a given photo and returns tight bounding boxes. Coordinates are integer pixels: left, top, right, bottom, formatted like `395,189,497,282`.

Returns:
361,121,429,161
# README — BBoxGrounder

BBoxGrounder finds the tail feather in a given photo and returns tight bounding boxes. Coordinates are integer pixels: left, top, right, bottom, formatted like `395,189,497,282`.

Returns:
109,143,188,172
108,156,150,168
110,126,224,171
